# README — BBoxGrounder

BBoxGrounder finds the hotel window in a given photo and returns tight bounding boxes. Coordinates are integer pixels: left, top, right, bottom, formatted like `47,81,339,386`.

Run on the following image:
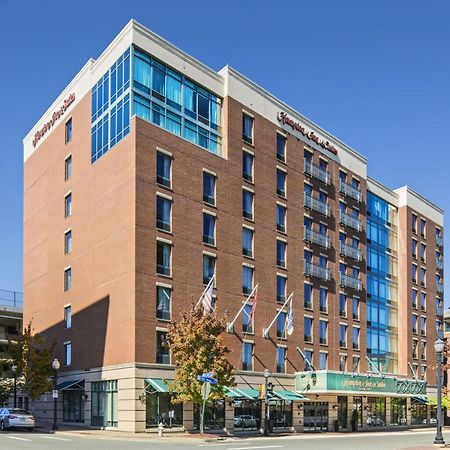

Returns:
277,311,287,339
339,293,346,317
339,324,347,348
156,196,172,232
339,262,347,274
351,177,360,190
276,133,286,162
242,265,254,295
304,149,313,162
420,317,426,336
420,292,426,311
64,342,72,366
242,227,254,257
242,113,254,144
203,213,216,246
157,240,171,276
412,340,418,359
156,151,172,188
64,306,72,329
65,155,72,181
65,118,72,144
352,207,359,219
242,151,254,182
242,304,253,334
319,352,327,370
64,267,72,292
65,193,72,218
420,267,426,287
352,327,359,350
412,239,418,259
304,317,313,343
203,254,215,285
64,230,72,254
352,356,360,373
339,170,346,182
412,214,417,233
276,347,286,373
276,204,286,233
420,243,426,262
412,289,418,308
422,365,427,379
319,158,328,172
420,218,426,238
339,354,347,371
352,297,359,320
276,239,287,268
304,350,313,371
412,264,418,283
156,330,170,364
156,286,171,321
277,275,286,303
319,320,327,345
304,283,312,309
320,255,328,269
242,189,254,220
421,341,426,360
319,288,327,312
242,342,253,371
412,314,418,334
203,171,216,206
276,169,286,197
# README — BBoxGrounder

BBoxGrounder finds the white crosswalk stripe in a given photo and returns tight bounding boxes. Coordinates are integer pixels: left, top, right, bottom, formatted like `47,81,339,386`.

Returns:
5,435,32,441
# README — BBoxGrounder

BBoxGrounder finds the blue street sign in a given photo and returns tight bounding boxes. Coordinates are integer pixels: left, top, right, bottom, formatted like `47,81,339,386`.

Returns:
197,374,218,384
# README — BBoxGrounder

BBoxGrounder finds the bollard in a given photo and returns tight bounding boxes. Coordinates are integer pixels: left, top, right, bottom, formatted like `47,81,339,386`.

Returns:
158,422,164,437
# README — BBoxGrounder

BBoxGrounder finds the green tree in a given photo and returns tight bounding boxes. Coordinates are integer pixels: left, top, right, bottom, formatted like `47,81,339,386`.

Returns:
8,322,56,401
167,305,235,404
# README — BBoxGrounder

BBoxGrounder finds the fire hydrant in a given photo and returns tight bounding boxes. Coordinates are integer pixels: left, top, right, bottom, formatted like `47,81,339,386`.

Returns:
158,422,164,437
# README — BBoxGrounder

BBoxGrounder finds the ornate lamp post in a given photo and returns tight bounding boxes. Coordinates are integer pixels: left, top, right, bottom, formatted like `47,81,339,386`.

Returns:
263,368,270,437
434,338,445,446
11,365,17,408
51,358,60,432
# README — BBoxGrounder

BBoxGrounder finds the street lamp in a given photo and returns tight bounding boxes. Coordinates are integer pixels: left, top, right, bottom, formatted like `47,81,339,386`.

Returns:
51,358,60,432
434,338,445,446
11,365,17,408
263,368,270,437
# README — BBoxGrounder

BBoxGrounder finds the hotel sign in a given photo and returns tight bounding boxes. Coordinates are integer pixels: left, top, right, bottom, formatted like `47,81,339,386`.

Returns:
277,112,338,155
32,93,76,147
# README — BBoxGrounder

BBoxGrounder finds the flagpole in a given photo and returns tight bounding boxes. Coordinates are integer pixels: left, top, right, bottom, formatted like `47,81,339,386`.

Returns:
226,284,258,333
262,292,293,338
195,273,216,308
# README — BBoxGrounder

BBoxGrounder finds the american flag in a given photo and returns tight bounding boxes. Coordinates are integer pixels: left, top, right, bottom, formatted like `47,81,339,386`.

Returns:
248,285,258,322
202,281,214,315
286,298,294,335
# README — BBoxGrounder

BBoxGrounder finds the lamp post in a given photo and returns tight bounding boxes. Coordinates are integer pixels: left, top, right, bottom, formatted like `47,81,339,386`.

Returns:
434,338,445,446
11,365,17,408
263,368,270,437
51,358,60,432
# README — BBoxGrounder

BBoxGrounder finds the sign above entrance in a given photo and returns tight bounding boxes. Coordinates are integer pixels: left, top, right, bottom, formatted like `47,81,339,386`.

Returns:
295,371,427,397
277,112,338,155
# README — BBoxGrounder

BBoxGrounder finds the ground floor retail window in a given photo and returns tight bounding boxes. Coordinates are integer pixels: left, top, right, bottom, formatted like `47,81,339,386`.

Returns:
234,399,261,431
269,400,293,429
390,397,407,426
146,392,183,428
194,400,225,430
303,402,328,432
353,396,363,428
410,399,427,425
337,396,347,428
63,390,84,423
91,380,118,427
366,397,386,427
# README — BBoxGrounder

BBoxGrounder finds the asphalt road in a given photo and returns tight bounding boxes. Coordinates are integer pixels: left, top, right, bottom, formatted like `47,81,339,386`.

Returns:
0,429,448,450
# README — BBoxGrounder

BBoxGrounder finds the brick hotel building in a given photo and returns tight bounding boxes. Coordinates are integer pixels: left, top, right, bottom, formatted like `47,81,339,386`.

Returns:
23,20,444,433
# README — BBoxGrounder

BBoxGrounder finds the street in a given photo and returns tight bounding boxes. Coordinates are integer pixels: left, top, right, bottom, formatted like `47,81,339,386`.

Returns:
0,429,448,450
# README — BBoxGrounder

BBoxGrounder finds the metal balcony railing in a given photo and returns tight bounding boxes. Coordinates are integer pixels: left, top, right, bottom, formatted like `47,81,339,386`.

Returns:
303,160,331,185
304,226,331,249
437,330,444,339
0,290,23,309
304,192,331,217
339,273,363,291
437,283,444,294
436,235,443,247
339,180,363,202
304,261,332,281
436,258,444,270
436,306,444,317
340,242,363,261
339,211,363,231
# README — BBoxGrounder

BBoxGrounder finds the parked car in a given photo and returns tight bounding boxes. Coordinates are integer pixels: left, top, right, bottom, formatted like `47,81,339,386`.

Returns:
234,415,257,428
0,408,35,431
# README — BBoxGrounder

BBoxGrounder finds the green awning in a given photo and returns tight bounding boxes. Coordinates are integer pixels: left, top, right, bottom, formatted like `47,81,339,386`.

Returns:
412,396,428,405
273,390,308,401
224,387,260,400
145,378,169,393
56,380,84,391
224,387,244,398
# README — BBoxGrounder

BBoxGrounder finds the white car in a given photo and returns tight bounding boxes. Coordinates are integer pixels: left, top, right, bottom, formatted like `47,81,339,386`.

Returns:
0,408,35,431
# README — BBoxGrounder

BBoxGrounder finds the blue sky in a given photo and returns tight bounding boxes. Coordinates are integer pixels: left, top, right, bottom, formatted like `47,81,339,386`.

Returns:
1,1,449,300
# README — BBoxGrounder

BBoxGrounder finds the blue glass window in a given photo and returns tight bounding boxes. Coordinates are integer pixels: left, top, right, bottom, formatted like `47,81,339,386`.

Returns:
64,268,72,292
203,254,215,285
277,275,286,303
277,169,286,197
276,204,286,232
156,286,171,321
65,193,72,218
277,312,287,338
157,241,171,276
339,324,347,347
319,353,327,370
319,288,327,312
65,119,72,144
352,327,359,349
242,227,253,257
157,151,171,187
353,297,359,319
304,350,313,371
242,113,253,144
304,317,313,342
242,266,253,295
243,151,253,182
203,172,216,205
242,342,253,371
276,347,286,373
242,190,254,220
156,196,171,232
339,293,346,317
203,213,216,246
277,240,286,268
277,133,286,162
304,283,312,308
242,304,253,333
319,320,327,344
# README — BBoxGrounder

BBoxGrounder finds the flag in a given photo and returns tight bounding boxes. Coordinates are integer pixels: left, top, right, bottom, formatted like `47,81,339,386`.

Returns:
202,280,214,315
248,285,258,322
286,298,294,336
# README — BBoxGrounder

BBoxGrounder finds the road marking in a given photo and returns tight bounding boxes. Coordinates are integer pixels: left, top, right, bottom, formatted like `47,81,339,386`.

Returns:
5,436,31,441
39,435,71,441
228,447,284,450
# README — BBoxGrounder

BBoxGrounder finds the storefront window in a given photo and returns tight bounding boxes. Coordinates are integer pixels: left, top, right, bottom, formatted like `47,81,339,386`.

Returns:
234,399,261,431
337,396,348,428
353,396,363,428
91,380,118,427
269,400,293,429
303,402,328,432
410,398,427,425
63,389,84,423
390,397,407,426
146,392,183,428
194,400,225,430
366,397,386,427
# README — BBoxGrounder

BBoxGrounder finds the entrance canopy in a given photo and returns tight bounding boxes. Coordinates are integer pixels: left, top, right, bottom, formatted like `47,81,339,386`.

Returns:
56,380,84,391
145,378,169,393
273,390,308,401
225,386,308,401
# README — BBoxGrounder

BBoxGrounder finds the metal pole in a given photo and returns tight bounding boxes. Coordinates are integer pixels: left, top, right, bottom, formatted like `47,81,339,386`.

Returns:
264,376,269,436
434,350,445,445
52,369,58,431
13,373,17,408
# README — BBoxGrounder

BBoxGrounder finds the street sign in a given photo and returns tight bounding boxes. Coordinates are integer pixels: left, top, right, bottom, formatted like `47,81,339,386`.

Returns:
52,390,58,399
201,382,211,401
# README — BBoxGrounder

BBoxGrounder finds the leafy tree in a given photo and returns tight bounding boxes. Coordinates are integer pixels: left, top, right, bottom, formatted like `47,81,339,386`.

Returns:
8,322,56,401
0,378,14,406
167,305,235,404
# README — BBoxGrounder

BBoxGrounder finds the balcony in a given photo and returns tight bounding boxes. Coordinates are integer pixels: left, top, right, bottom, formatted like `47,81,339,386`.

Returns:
0,290,23,310
304,193,331,217
437,329,444,339
340,242,363,261
436,258,444,270
436,306,444,317
304,160,331,185
339,180,363,202
304,261,332,281
339,273,363,291
437,283,444,294
304,226,331,249
436,235,443,247
339,211,363,231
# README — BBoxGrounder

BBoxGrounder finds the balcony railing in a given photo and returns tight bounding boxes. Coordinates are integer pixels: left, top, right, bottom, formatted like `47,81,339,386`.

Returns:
436,235,443,247
437,330,444,339
339,211,363,231
0,290,23,310
304,226,331,249
304,193,331,217
304,160,331,185
437,283,444,294
436,306,444,317
340,242,363,261
339,180,363,202
339,273,363,291
304,261,332,281
436,258,444,270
